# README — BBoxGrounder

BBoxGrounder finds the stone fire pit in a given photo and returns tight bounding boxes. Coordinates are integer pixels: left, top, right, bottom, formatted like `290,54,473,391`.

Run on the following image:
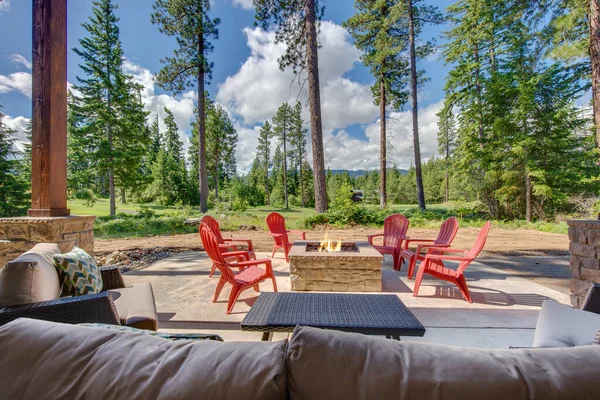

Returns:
288,241,384,292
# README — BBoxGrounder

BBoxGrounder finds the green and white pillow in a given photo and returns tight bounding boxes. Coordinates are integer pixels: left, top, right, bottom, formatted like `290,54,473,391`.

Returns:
53,246,103,296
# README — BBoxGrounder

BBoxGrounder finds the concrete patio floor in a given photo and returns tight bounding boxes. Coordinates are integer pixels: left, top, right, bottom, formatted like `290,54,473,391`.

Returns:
123,251,570,348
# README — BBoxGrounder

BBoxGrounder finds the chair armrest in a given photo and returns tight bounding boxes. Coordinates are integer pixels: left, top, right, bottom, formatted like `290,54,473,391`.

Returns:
0,292,121,327
100,266,126,290
224,239,254,251
403,239,435,249
223,251,251,260
367,233,383,245
427,247,467,254
288,230,306,240
218,243,238,250
424,254,468,262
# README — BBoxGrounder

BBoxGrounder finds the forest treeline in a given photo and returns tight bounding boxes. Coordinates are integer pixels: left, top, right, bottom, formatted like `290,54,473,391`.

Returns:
0,0,598,223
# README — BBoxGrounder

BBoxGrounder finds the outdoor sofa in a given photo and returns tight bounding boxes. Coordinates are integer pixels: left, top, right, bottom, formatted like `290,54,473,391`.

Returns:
1,319,600,399
0,243,157,330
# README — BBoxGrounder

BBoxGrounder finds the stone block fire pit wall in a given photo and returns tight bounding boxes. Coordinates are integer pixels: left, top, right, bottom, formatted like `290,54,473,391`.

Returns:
288,241,384,292
568,220,600,307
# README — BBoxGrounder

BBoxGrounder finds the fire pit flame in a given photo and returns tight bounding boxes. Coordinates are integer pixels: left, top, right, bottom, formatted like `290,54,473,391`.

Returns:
319,232,342,252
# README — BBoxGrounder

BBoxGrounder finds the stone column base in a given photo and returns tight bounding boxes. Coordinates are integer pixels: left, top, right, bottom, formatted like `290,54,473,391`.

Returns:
0,215,96,266
568,220,600,308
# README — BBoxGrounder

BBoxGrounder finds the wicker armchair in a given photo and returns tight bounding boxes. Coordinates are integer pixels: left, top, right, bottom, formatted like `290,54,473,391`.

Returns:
0,267,125,327
582,283,600,314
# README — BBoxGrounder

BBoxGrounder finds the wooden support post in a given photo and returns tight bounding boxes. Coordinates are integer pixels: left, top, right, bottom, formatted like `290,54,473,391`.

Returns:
28,0,70,217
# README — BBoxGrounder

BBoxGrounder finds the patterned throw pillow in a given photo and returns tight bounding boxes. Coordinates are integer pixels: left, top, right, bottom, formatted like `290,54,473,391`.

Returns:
53,246,103,296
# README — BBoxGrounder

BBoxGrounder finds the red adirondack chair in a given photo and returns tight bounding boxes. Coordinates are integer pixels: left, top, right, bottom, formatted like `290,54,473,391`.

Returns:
200,224,277,314
367,214,410,271
413,221,491,303
401,217,459,279
266,212,307,262
201,215,256,277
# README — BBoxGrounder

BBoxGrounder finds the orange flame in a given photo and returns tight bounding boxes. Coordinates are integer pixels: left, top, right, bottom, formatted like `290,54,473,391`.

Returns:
319,231,342,252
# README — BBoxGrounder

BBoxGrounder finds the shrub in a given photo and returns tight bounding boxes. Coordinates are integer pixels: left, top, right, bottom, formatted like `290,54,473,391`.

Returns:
72,188,97,208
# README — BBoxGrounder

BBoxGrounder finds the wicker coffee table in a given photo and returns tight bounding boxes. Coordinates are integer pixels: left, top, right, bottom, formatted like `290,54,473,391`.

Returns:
241,292,425,341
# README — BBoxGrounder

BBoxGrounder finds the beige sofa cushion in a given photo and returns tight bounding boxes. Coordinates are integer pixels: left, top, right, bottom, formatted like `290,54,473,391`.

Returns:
108,283,158,331
287,326,600,400
0,318,288,400
533,299,600,347
0,243,61,307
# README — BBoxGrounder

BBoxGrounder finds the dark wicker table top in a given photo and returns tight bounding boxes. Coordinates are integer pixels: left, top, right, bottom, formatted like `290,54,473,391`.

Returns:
241,292,425,337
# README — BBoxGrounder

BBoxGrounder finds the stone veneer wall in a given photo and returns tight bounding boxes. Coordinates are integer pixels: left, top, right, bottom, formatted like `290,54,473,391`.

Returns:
568,220,600,308
0,216,96,266
290,257,382,292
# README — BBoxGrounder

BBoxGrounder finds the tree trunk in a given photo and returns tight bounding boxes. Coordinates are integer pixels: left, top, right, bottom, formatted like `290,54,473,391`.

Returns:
283,126,289,209
300,157,306,208
265,166,270,206
107,68,115,216
121,188,126,204
445,140,449,203
214,153,219,201
108,169,115,216
305,0,327,213
379,78,387,209
473,43,484,146
408,0,426,211
590,0,600,151
525,168,531,222
198,33,209,213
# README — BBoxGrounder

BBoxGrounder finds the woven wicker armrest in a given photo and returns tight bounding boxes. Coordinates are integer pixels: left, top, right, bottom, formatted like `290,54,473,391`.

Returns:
100,266,126,290
582,284,600,315
0,292,121,327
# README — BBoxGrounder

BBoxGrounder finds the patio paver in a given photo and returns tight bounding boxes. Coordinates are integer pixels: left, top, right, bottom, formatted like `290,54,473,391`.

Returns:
123,251,570,347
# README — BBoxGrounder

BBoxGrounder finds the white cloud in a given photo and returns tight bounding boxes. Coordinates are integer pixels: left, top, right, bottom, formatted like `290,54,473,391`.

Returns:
3,114,30,153
8,54,32,70
322,100,444,171
216,21,371,128
0,72,32,98
122,60,196,152
232,0,253,10
216,21,444,173
0,0,10,12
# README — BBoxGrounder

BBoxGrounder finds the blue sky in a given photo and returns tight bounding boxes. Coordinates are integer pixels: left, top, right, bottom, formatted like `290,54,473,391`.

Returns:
0,0,455,172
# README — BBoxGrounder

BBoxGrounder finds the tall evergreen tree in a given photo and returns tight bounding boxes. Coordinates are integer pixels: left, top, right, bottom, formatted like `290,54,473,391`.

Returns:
254,0,328,213
70,0,149,216
272,102,294,209
437,101,456,203
151,0,220,212
344,0,410,208
402,0,443,211
163,107,184,163
290,101,309,207
206,104,237,199
0,108,29,217
148,115,162,166
257,120,273,205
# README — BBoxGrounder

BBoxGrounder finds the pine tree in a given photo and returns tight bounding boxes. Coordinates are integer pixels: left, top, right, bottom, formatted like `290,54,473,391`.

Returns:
152,0,220,213
18,120,32,187
437,101,456,203
271,145,285,205
290,101,309,207
272,102,294,209
0,108,29,217
70,0,149,216
254,0,328,213
257,121,273,205
163,107,184,163
206,104,237,200
402,0,443,211
344,0,410,208
148,115,162,166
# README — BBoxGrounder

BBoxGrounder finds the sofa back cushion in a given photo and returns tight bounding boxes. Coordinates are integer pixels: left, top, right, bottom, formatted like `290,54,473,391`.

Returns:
533,299,600,347
0,318,288,400
0,243,61,307
287,326,600,400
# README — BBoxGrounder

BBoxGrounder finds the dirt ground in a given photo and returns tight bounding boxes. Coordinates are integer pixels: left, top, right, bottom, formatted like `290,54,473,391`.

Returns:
95,227,569,257
96,227,571,294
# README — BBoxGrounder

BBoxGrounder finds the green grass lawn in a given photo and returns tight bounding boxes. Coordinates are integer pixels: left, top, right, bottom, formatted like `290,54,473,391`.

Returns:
74,198,568,238
68,199,181,217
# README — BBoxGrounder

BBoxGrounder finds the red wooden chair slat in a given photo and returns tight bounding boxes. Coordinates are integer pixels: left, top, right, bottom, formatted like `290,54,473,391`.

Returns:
200,224,277,314
367,214,409,271
400,217,459,279
201,215,256,277
266,212,306,262
413,221,491,303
